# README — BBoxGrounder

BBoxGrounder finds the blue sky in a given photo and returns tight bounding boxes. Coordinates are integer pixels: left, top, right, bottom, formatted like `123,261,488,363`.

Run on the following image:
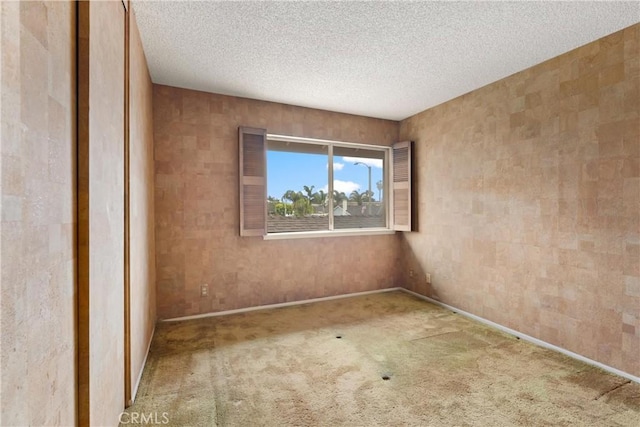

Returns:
267,151,384,201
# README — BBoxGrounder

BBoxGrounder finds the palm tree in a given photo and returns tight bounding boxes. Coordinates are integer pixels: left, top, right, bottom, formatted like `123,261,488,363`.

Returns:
282,190,302,216
282,190,300,204
292,198,312,217
349,190,364,206
303,185,315,202
311,190,327,213
283,190,312,217
376,180,383,202
312,190,327,206
333,190,347,206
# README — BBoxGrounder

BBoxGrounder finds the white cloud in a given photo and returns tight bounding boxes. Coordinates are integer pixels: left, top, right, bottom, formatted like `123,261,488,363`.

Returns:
321,180,360,194
326,162,345,171
342,156,383,168
335,180,360,193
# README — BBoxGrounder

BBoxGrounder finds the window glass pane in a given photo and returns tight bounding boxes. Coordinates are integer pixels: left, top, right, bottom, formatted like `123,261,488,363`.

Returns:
267,141,329,233
332,146,386,229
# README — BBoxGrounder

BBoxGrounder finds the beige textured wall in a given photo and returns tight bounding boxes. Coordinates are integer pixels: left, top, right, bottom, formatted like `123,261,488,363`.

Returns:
129,9,156,399
0,2,76,425
77,1,125,424
400,25,640,376
154,85,402,319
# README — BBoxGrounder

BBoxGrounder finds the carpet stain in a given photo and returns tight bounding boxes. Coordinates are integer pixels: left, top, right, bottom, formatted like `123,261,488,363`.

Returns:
123,291,640,426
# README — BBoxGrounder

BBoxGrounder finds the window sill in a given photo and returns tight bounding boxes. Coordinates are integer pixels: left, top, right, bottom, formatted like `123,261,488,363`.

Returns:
263,228,396,240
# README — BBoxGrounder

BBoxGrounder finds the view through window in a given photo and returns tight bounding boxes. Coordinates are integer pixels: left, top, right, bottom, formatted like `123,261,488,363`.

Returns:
267,137,387,234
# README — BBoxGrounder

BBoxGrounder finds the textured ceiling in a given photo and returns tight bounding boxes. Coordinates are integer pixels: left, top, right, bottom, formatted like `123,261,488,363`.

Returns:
132,1,639,121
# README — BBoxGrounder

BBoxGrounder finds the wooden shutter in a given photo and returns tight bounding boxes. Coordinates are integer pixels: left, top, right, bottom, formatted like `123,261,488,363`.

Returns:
392,141,412,231
239,127,267,236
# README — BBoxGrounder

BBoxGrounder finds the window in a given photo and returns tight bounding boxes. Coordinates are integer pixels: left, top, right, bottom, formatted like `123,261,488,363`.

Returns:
239,127,412,238
267,140,330,233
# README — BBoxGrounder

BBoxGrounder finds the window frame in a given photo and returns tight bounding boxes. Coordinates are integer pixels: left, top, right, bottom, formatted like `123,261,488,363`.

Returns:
238,126,415,240
264,133,394,240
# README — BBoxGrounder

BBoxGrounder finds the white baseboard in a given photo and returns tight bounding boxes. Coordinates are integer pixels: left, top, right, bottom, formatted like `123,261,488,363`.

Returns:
129,324,156,405
159,286,639,384
162,287,404,322
400,288,640,385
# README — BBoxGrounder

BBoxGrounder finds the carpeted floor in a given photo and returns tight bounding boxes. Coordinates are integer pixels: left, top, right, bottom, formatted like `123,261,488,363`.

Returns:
124,291,640,426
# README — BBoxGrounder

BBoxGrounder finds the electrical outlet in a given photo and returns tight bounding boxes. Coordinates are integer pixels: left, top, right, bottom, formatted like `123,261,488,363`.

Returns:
201,284,208,297
425,273,431,284
409,269,414,278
